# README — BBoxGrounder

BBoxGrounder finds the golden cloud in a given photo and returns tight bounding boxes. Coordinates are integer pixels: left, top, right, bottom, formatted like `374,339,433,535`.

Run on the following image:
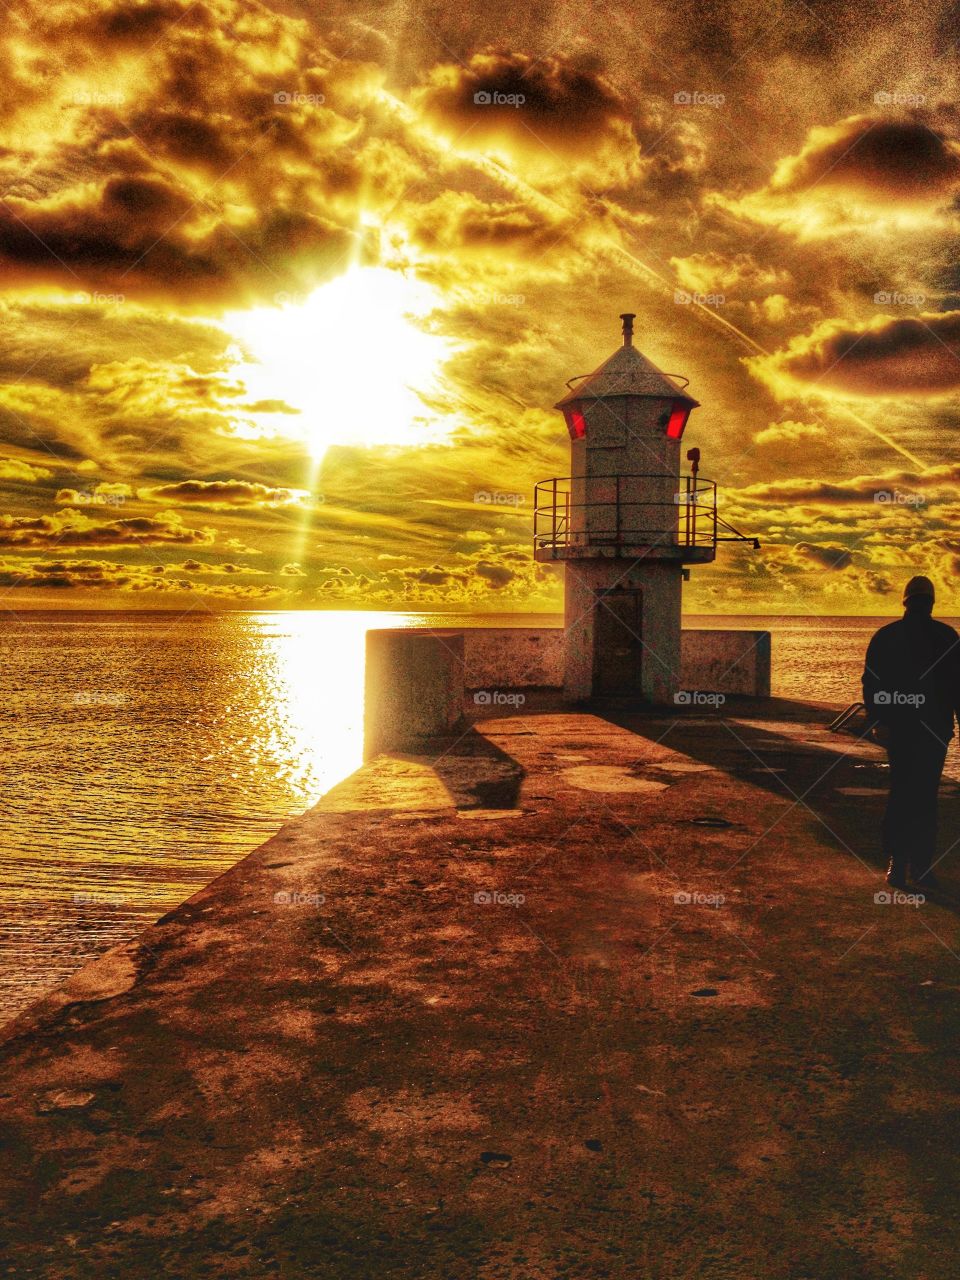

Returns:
407,191,566,258
0,558,131,590
711,115,960,236
179,559,266,575
0,507,214,548
769,117,960,201
752,420,827,447
411,48,644,189
733,463,960,503
0,161,352,308
793,541,853,570
0,555,283,598
0,0,371,305
0,458,52,482
746,311,960,400
139,480,310,507
670,252,792,296
55,482,133,505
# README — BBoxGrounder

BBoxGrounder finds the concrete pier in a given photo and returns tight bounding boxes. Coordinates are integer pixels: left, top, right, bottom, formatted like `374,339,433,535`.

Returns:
2,698,960,1278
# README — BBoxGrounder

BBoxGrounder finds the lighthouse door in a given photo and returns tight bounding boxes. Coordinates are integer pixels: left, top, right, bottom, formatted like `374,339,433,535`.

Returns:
593,589,643,695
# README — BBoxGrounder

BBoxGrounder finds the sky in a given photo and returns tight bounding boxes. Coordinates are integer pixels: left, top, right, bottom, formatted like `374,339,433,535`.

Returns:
0,0,957,613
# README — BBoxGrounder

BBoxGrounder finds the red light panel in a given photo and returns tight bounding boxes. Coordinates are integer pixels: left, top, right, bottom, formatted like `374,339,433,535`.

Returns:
567,408,586,439
665,402,690,439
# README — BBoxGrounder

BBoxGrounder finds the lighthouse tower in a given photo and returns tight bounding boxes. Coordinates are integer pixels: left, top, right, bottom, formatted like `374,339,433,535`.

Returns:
534,314,718,705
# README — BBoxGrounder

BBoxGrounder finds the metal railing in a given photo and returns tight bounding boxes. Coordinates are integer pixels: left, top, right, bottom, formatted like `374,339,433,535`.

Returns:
533,473,718,553
828,701,873,738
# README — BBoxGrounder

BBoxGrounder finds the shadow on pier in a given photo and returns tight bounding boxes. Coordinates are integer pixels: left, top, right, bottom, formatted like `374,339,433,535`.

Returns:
466,693,960,901
411,726,527,811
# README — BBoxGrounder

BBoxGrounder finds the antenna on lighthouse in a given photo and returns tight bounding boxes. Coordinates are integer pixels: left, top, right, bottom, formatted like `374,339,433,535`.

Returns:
619,313,636,347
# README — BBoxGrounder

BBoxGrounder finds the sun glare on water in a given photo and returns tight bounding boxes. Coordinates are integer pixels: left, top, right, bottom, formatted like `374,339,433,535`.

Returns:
224,266,452,459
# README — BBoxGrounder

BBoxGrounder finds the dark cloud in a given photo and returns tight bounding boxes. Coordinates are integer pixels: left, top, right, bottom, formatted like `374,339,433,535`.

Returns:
0,553,282,597
178,557,265,574
80,0,196,42
411,48,642,186
408,566,454,586
408,193,564,256
141,480,307,507
770,117,960,201
0,508,213,548
750,312,960,397
0,179,352,305
734,465,960,507
794,542,853,570
0,558,129,589
474,559,516,587
0,0,365,304
415,47,629,138
125,111,236,172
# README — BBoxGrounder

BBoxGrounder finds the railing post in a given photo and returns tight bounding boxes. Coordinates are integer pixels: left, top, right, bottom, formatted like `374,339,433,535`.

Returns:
615,474,621,545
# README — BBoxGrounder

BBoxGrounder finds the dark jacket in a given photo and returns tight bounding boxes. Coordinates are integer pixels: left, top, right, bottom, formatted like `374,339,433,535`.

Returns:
862,613,960,746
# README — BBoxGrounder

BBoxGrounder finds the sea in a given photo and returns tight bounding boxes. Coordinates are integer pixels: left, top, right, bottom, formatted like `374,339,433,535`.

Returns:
1,609,957,1023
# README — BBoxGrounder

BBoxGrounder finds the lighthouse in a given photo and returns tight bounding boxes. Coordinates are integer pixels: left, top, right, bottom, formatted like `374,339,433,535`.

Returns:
535,313,733,705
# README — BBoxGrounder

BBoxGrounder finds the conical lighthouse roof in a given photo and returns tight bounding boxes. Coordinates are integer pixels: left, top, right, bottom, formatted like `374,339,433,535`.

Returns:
555,339,699,410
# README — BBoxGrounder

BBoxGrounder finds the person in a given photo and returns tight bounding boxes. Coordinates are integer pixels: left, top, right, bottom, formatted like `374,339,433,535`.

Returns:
862,576,960,891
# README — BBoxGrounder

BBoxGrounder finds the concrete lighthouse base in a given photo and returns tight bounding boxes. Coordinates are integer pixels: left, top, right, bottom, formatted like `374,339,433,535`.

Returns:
563,559,683,705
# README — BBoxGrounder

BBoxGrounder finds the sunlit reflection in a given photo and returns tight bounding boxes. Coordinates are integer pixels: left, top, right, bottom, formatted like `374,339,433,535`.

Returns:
250,610,424,800
0,609,428,1023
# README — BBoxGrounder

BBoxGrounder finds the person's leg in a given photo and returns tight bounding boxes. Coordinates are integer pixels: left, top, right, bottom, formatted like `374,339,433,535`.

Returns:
909,741,948,882
882,737,911,883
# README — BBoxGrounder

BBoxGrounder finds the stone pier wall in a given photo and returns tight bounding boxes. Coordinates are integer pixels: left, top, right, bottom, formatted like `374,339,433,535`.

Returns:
365,624,770,754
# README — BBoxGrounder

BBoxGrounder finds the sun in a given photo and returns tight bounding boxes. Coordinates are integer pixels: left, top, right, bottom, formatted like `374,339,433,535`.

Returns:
224,266,452,459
